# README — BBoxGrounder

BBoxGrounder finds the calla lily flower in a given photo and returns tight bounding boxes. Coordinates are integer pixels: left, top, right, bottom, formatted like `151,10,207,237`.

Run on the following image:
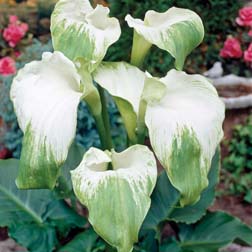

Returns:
125,7,204,70
93,62,225,206
11,52,85,189
71,145,157,252
51,0,121,73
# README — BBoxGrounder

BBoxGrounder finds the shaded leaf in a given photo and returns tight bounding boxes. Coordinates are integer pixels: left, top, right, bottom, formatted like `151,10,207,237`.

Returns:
178,211,252,252
58,229,103,252
0,159,86,252
141,150,220,234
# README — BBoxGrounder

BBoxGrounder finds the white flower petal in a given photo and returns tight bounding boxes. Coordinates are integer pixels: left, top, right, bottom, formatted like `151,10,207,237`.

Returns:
126,7,204,70
71,145,157,252
51,0,121,72
10,51,82,189
145,70,225,206
93,62,146,143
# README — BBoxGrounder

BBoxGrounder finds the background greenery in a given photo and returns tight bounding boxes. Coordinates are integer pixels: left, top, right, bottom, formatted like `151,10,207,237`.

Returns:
221,117,252,203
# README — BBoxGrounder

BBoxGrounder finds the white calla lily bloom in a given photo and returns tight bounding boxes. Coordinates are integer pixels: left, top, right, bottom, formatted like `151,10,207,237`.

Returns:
71,145,157,252
51,0,121,72
94,62,225,206
125,7,204,69
10,51,84,189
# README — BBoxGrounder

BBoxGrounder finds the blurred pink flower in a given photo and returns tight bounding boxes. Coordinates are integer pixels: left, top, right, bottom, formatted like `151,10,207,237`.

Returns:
2,16,28,47
244,43,252,63
9,15,18,24
220,37,243,59
0,148,10,159
14,51,21,58
236,7,252,27
248,30,252,36
20,23,29,33
0,57,16,76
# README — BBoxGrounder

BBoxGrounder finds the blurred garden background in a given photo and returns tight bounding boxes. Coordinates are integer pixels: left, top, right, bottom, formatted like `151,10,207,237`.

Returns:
0,0,252,251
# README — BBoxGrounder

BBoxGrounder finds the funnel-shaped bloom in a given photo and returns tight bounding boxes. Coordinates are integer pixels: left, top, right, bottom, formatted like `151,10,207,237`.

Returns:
94,62,225,206
51,0,121,72
10,52,84,189
71,145,157,252
125,7,204,70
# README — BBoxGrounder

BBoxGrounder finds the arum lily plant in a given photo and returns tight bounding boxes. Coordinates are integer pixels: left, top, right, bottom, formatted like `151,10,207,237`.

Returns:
10,0,225,251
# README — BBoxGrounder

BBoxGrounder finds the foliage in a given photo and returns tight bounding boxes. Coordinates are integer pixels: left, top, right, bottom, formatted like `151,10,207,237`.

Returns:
160,211,252,252
222,116,252,203
106,0,242,75
0,158,86,252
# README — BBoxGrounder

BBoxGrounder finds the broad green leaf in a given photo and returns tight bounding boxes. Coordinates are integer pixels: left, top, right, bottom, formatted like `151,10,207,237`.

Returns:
125,7,204,70
58,229,104,252
43,200,86,235
134,230,158,252
9,224,58,252
0,159,52,227
93,62,146,143
145,70,225,206
160,239,181,252
51,0,121,72
10,52,83,189
178,211,252,252
141,150,220,234
71,145,157,252
0,159,86,252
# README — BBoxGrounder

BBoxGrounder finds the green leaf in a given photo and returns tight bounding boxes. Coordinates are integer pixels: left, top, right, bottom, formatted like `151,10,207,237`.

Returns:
178,211,252,252
0,159,52,227
141,150,220,234
0,159,86,252
160,239,181,252
58,229,103,252
43,200,86,235
9,224,58,252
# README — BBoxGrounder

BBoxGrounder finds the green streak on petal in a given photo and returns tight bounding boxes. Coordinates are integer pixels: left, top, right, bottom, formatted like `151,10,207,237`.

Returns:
163,21,204,70
16,124,61,190
88,176,147,252
167,128,208,206
71,146,157,252
51,21,96,71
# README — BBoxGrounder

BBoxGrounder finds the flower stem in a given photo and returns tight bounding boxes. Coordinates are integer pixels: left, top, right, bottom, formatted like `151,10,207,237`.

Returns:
97,85,113,150
137,100,147,144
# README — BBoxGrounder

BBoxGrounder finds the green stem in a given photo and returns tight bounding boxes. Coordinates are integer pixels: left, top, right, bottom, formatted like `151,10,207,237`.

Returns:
93,112,110,150
137,100,147,144
97,85,113,150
